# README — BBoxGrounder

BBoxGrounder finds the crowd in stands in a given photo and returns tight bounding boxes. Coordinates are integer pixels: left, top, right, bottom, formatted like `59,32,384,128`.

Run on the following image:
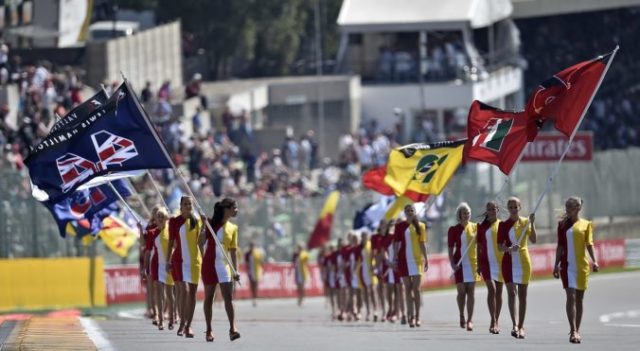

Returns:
517,7,640,150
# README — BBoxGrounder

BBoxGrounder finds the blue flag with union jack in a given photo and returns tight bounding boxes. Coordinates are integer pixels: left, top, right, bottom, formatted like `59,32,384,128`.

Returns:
43,179,131,237
25,81,172,202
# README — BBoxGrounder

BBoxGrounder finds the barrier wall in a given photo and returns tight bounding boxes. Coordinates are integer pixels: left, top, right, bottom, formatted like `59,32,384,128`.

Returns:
0,258,106,312
104,239,626,304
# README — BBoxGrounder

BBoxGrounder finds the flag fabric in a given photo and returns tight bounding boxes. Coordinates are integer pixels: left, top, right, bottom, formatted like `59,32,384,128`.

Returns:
353,195,395,230
307,191,340,249
362,167,395,195
383,195,414,220
50,89,109,134
464,100,532,175
26,81,172,202
363,166,429,202
526,51,613,137
98,215,138,258
65,220,96,246
43,179,131,237
384,140,465,197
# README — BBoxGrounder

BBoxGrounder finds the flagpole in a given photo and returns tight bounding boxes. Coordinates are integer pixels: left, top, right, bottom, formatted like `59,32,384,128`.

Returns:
122,77,238,277
125,178,151,218
108,182,142,225
146,170,170,210
531,46,619,214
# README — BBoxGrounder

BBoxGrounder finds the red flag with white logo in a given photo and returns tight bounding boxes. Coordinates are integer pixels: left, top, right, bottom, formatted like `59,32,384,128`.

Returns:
525,51,613,137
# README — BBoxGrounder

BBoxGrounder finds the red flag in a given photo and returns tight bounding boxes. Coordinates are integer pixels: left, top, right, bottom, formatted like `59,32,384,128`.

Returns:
526,52,613,137
464,101,531,175
362,167,394,195
362,166,429,202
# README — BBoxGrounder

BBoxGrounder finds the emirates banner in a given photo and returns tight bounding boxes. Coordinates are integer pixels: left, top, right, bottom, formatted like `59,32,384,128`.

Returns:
521,132,593,162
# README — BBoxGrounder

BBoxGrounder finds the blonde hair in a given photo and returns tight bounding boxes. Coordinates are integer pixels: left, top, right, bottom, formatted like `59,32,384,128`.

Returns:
456,202,471,222
155,207,169,219
560,196,583,223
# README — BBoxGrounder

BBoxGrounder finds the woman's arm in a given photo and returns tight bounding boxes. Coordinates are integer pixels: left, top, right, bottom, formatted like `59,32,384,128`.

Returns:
586,245,599,272
420,242,429,271
552,244,563,278
230,248,239,279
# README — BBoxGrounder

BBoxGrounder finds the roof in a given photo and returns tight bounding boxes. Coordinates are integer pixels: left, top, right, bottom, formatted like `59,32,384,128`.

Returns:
337,0,513,32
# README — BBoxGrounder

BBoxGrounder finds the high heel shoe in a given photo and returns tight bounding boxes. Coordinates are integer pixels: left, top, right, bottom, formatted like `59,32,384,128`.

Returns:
517,327,526,339
176,324,184,337
205,331,215,342
158,322,164,331
511,327,518,338
466,321,473,331
408,316,415,328
459,315,466,329
185,327,194,338
229,329,241,341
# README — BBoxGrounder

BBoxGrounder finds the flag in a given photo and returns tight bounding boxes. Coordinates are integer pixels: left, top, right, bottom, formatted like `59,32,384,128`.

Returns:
362,166,428,202
50,89,109,134
26,81,173,202
464,101,532,175
362,167,395,195
98,215,138,258
307,191,340,249
384,140,465,197
65,220,96,246
384,195,414,220
43,179,131,237
353,195,395,230
526,51,614,137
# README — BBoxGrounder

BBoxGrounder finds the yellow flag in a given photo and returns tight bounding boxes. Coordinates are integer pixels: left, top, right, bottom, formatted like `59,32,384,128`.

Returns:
384,140,465,197
99,216,138,258
383,195,413,220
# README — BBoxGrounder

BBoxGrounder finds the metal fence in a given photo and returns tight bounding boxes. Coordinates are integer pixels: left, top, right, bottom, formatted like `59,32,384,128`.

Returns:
2,147,639,264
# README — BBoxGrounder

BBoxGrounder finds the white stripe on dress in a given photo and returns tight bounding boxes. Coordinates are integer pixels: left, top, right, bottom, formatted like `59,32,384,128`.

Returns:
215,227,232,283
179,224,193,283
460,230,474,282
404,228,419,276
508,226,524,283
485,226,500,281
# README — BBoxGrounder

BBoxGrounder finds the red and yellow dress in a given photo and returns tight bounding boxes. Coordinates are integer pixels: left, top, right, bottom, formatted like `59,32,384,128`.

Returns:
381,234,399,284
498,217,533,284
202,221,238,285
244,247,263,283
448,222,480,284
477,219,503,282
359,238,378,287
169,215,203,284
293,250,310,285
557,219,594,290
395,221,428,278
149,225,174,286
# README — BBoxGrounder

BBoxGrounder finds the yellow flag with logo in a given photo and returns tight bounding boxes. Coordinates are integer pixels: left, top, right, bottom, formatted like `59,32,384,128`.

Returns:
99,216,138,258
384,139,465,197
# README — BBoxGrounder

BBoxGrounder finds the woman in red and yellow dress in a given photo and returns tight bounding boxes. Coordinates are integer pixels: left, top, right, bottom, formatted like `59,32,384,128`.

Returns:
293,243,310,307
476,201,504,334
146,207,175,331
448,202,480,331
553,196,599,344
244,241,263,307
141,205,160,323
498,197,537,339
359,230,379,322
201,198,241,342
167,196,204,338
394,204,429,328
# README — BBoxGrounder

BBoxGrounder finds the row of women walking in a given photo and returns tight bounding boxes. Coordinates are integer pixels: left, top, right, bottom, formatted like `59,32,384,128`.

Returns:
449,196,598,344
140,196,241,343
317,196,599,344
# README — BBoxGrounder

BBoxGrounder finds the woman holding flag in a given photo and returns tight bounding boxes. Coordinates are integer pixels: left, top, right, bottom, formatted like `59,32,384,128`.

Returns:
476,201,504,334
201,197,241,342
448,202,479,331
498,197,537,339
167,196,204,338
553,196,599,344
394,204,429,328
146,207,175,331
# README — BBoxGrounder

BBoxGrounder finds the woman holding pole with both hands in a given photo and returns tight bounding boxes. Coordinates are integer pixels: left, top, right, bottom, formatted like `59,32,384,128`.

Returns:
498,196,536,339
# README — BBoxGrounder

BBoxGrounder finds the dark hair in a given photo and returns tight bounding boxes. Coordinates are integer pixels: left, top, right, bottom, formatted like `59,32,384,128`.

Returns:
480,200,498,223
210,197,236,228
180,196,197,230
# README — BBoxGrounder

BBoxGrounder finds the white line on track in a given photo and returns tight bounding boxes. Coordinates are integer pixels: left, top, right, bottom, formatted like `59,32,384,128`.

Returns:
80,317,117,351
